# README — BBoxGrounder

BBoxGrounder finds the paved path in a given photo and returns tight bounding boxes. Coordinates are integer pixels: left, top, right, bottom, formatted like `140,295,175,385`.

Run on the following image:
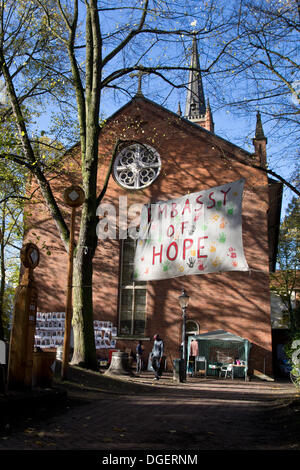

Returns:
0,367,299,453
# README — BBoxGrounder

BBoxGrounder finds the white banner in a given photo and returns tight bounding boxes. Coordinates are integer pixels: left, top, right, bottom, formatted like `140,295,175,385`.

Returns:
133,179,249,281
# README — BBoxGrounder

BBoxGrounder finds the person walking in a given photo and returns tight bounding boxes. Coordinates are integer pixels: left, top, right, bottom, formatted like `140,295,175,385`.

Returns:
150,334,164,380
189,339,199,377
136,340,144,375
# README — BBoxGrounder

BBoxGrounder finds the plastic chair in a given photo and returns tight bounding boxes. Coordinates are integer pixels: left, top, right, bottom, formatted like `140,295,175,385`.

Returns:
219,364,233,379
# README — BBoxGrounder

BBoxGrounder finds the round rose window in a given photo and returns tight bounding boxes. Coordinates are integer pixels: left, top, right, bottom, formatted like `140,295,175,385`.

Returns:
113,143,161,189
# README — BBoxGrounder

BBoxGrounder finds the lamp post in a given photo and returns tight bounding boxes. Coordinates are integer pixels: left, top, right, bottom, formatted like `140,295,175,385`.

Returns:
178,288,189,382
61,185,85,379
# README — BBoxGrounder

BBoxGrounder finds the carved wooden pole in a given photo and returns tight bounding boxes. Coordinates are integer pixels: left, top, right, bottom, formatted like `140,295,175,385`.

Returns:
8,243,40,389
61,186,85,379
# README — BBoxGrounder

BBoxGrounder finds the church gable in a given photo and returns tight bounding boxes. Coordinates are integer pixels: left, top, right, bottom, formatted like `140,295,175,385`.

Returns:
100,95,258,172
98,95,281,274
98,95,266,205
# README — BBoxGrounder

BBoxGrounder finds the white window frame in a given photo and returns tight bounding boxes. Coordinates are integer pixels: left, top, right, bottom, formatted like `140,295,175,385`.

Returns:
118,239,147,337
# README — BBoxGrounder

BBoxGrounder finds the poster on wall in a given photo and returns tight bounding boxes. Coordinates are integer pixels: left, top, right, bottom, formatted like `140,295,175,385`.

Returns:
35,314,117,350
133,179,249,281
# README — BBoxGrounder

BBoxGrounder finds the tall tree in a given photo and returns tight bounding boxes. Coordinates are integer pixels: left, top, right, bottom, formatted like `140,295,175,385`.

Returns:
0,161,26,340
0,193,24,340
270,197,300,330
209,0,299,173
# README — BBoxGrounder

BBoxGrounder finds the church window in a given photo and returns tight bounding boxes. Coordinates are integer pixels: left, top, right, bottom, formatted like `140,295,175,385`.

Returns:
119,239,147,336
113,143,161,189
186,320,199,335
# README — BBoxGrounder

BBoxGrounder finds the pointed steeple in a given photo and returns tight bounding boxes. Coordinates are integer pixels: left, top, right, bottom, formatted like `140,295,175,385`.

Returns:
205,98,214,133
182,37,214,132
184,36,206,120
254,111,266,140
253,111,267,167
177,102,182,116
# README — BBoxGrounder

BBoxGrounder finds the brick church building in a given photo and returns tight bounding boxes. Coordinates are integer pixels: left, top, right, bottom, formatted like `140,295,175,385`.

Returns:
28,38,282,377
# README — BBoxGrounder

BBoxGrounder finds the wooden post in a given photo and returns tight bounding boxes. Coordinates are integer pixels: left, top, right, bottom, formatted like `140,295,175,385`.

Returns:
8,243,40,390
61,186,85,379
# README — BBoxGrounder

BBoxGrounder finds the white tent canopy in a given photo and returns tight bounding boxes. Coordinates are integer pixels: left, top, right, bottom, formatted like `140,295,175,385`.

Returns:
192,329,249,342
187,330,251,378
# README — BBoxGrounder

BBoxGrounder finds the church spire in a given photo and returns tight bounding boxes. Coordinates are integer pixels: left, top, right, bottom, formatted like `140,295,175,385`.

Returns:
254,110,266,140
177,101,182,116
183,37,214,132
184,36,206,120
205,98,214,133
253,111,267,167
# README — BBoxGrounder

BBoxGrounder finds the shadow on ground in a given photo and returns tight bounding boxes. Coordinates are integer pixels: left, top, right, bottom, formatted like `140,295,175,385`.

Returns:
1,363,300,451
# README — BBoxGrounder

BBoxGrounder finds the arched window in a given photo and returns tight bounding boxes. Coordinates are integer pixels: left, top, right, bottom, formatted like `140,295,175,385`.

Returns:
186,320,199,336
118,239,147,336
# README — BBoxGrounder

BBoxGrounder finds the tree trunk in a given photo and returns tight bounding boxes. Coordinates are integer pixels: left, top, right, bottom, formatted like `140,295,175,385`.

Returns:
71,243,97,369
0,203,6,340
70,182,98,369
61,0,101,370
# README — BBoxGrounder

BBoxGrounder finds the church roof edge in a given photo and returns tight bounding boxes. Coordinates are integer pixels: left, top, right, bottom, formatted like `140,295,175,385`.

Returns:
102,94,253,158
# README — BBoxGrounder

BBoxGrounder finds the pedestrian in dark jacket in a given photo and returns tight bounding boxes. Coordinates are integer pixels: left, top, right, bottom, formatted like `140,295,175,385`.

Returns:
151,334,164,380
136,340,144,375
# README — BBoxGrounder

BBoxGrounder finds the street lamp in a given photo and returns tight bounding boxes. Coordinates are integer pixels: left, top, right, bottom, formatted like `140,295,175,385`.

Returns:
61,185,85,380
178,288,189,382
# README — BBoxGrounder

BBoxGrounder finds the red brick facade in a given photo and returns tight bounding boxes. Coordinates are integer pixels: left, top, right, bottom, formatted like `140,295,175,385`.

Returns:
26,96,281,376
